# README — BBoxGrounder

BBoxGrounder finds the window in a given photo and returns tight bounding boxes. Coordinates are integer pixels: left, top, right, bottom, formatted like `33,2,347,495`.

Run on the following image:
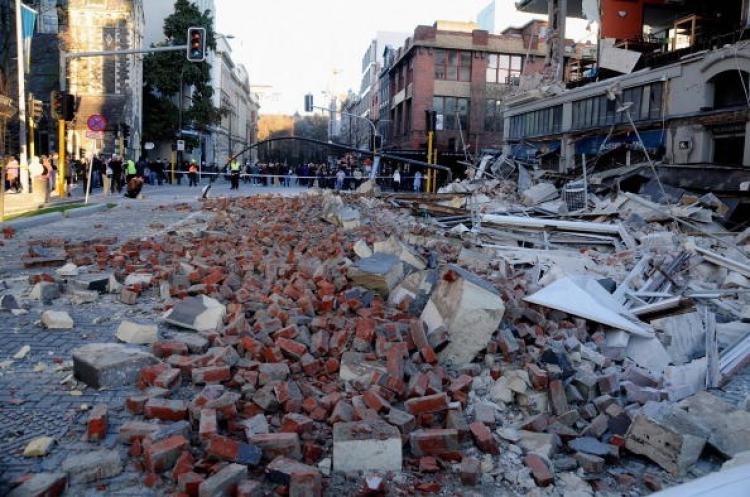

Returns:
485,99,503,132
487,54,523,84
571,82,663,130
433,96,470,130
434,49,472,82
509,105,563,139
712,71,750,109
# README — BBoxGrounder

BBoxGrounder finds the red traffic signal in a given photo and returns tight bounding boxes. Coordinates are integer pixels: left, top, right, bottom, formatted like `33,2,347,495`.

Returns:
187,27,206,62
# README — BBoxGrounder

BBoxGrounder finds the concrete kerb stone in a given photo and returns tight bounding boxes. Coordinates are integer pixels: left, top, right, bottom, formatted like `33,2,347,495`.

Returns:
1,203,112,231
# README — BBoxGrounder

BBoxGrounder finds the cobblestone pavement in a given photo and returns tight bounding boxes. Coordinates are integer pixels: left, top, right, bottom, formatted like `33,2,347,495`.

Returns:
0,181,307,496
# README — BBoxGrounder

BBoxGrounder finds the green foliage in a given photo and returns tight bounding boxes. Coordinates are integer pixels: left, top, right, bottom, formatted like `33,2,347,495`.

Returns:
142,0,220,143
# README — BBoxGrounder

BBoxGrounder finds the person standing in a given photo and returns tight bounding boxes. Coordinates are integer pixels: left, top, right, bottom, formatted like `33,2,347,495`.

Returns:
229,159,241,190
6,156,20,192
103,158,112,195
413,170,422,192
335,167,345,191
188,161,198,187
125,157,137,184
393,168,401,192
110,155,123,193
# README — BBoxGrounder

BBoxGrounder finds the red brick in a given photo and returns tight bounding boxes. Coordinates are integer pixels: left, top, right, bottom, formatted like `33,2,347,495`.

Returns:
277,337,308,360
205,435,261,465
410,429,460,456
524,454,554,486
152,341,189,358
265,456,322,497
469,422,499,454
192,366,231,385
126,395,148,414
249,432,302,461
526,363,549,391
460,457,481,486
199,408,218,439
178,471,204,497
280,413,314,434
144,399,188,421
355,318,377,342
171,450,194,481
362,388,391,413
87,404,108,442
144,435,189,473
404,393,450,415
154,367,181,389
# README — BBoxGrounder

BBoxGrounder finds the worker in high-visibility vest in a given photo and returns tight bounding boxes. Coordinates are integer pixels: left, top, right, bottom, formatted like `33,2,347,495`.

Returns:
229,160,241,190
125,158,137,184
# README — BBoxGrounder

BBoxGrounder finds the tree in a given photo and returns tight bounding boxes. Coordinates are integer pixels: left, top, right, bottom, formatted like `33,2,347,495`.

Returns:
142,0,221,145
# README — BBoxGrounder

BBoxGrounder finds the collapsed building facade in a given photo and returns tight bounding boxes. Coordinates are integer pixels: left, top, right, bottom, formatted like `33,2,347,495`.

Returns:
501,0,750,226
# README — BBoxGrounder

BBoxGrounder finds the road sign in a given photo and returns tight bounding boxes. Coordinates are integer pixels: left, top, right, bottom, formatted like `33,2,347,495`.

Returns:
176,140,185,151
86,130,104,140
87,114,108,132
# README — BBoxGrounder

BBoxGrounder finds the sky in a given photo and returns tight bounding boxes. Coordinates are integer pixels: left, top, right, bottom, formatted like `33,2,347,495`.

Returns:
214,0,591,115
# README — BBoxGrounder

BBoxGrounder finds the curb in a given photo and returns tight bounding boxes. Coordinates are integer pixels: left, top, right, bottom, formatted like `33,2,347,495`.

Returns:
1,203,114,231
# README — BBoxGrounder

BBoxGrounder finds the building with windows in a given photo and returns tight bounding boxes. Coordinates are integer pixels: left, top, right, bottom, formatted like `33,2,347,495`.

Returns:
504,0,750,186
383,20,548,167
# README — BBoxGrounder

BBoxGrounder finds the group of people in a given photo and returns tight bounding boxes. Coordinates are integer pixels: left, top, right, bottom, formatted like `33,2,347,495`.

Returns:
1,154,65,194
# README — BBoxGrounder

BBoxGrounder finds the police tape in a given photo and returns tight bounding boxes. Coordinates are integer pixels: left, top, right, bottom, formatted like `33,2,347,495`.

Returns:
162,171,424,181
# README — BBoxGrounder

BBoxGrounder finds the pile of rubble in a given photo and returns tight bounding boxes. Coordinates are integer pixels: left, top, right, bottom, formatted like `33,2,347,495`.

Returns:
5,184,750,497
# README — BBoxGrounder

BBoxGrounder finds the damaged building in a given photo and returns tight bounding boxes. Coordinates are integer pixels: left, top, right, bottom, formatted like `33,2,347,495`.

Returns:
501,0,750,226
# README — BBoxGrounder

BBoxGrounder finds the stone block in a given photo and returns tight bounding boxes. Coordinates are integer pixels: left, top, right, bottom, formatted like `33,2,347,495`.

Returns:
162,295,226,332
347,253,404,298
61,450,122,483
421,265,504,365
333,420,402,472
116,320,158,345
72,343,158,389
41,310,73,330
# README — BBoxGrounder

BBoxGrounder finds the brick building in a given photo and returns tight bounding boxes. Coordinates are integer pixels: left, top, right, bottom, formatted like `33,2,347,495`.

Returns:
384,20,547,165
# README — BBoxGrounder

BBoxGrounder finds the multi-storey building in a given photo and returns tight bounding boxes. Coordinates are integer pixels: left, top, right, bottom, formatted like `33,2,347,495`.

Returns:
504,0,750,192
383,20,548,168
63,0,144,159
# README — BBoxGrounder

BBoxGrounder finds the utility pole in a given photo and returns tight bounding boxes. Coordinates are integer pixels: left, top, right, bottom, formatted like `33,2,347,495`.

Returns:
14,0,29,193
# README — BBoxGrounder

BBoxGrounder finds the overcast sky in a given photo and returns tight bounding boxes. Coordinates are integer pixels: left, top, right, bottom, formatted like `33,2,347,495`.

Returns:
215,0,589,115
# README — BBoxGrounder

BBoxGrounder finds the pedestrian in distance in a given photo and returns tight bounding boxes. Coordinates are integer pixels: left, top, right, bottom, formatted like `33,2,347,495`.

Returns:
413,170,422,192
125,157,137,185
229,159,241,190
393,168,401,192
188,161,199,187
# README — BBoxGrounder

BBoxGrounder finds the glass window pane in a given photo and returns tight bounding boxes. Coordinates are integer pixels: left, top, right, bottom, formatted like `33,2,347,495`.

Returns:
433,97,443,113
498,68,510,84
511,56,522,71
459,66,471,81
499,55,510,69
445,97,456,113
447,52,458,80
461,52,472,69
457,98,468,113
486,68,497,83
488,54,498,69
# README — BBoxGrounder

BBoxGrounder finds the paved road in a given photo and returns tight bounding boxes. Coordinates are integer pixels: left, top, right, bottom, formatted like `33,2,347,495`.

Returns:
0,181,309,495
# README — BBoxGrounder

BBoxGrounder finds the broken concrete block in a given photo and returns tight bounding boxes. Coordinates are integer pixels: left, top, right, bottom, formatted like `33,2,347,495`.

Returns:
162,295,226,332
71,273,119,294
41,310,74,330
663,358,706,401
0,293,20,310
373,235,426,270
55,263,79,277
69,289,98,305
336,207,361,230
23,436,55,457
72,343,158,389
387,269,438,314
353,240,372,259
651,312,704,365
421,265,504,365
625,401,708,476
30,282,59,301
116,320,158,345
124,272,153,287
6,472,67,497
518,430,557,459
626,336,671,376
333,420,402,472
339,351,386,383
61,449,122,483
679,391,750,458
347,253,404,298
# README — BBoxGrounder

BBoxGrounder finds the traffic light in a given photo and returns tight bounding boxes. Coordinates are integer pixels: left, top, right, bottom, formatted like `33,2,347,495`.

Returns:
51,91,63,120
32,98,43,121
62,93,75,121
425,110,437,133
187,27,206,62
304,94,314,113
